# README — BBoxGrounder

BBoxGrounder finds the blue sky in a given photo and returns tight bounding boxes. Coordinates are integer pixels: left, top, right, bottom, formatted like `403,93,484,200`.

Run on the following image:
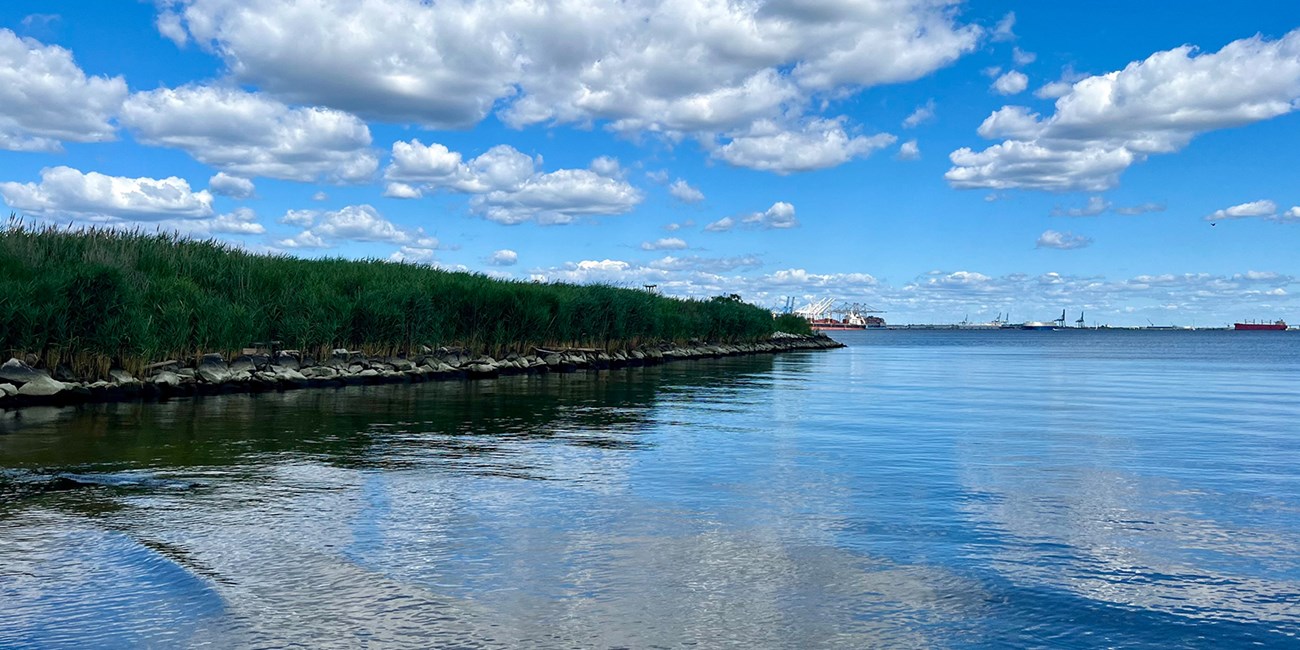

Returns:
2,1,1300,326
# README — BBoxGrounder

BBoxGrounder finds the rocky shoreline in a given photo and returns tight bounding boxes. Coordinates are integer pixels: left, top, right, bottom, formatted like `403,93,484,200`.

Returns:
0,333,842,411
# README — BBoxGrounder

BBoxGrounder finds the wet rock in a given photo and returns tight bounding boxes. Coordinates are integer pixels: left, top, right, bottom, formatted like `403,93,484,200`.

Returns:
109,369,137,384
150,371,181,387
274,351,300,371
358,369,379,377
230,356,257,373
0,383,16,396
0,358,47,385
18,375,66,397
197,357,232,383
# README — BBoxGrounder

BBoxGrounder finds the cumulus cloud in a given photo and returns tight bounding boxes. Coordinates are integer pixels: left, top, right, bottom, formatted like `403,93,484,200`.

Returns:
712,118,896,174
703,202,799,232
948,29,1300,191
668,179,704,203
487,249,518,266
902,100,936,128
384,140,642,224
159,0,979,162
121,85,378,183
277,204,436,249
641,237,688,251
0,166,213,220
208,172,255,199
1205,199,1300,223
991,70,1028,95
743,201,799,229
1036,229,1092,250
0,29,127,152
897,139,921,160
383,182,422,199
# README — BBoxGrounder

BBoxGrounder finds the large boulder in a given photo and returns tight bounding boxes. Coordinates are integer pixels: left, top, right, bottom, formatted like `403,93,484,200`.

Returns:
0,383,18,396
108,369,137,384
0,358,48,385
150,371,181,387
18,375,66,397
197,357,232,383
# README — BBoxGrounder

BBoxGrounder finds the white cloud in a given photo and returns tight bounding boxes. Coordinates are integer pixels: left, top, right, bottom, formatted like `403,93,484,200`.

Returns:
712,118,896,174
121,85,377,183
897,139,921,160
311,191,328,201
703,202,799,232
902,100,936,128
383,182,422,199
641,237,688,251
992,12,1016,42
384,140,643,224
1204,199,1300,223
668,179,704,203
167,207,265,236
704,216,735,232
388,246,438,264
991,70,1028,95
0,29,127,152
1012,47,1036,66
1114,202,1166,216
949,29,1300,191
161,0,979,150
487,249,518,266
743,201,799,229
1052,196,1110,217
208,172,255,199
277,204,436,249
1036,229,1092,250
0,166,213,220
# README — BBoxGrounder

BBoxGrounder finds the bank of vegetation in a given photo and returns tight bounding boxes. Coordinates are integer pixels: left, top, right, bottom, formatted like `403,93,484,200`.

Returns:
0,220,811,377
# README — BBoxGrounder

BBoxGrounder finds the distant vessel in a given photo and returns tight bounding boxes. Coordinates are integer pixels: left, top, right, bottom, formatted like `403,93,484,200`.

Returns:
956,313,1008,330
793,298,886,331
1022,310,1067,331
1234,320,1287,331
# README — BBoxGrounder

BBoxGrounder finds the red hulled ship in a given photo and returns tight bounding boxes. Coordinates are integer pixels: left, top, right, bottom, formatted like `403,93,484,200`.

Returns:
1234,320,1287,331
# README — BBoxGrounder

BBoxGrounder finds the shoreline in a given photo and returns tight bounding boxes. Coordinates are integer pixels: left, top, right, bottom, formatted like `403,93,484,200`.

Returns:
0,334,842,412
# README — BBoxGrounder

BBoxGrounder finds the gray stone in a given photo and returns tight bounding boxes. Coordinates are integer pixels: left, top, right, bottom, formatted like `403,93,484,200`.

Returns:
197,358,232,383
18,375,66,397
109,369,137,384
176,367,197,379
0,383,17,396
230,356,257,373
358,369,379,377
274,352,300,371
0,358,48,385
150,371,181,387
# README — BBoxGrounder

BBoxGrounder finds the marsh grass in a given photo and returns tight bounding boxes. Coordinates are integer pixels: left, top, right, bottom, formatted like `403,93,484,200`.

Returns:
1,219,795,377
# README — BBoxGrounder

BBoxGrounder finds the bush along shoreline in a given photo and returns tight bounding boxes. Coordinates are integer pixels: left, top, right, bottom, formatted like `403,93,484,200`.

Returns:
0,220,839,410
0,333,841,410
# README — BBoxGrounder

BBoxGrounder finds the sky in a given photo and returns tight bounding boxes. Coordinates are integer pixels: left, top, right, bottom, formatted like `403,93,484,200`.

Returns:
2,1,1300,326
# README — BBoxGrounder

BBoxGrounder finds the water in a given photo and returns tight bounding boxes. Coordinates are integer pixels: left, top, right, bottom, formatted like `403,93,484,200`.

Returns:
2,330,1299,648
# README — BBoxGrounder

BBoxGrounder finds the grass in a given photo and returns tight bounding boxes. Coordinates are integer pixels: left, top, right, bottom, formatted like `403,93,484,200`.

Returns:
1,219,806,377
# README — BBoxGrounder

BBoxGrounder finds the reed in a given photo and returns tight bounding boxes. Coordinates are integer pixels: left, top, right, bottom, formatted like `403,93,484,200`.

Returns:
0,218,802,377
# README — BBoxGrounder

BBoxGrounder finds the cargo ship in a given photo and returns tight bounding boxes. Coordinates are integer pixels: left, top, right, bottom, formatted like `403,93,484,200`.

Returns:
1234,320,1287,331
791,298,886,331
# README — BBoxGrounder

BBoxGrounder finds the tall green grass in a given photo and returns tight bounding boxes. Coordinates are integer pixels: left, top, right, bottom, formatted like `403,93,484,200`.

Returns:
0,219,794,376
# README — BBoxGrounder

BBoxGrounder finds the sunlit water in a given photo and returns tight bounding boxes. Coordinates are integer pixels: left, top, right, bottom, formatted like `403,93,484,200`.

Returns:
2,330,1299,648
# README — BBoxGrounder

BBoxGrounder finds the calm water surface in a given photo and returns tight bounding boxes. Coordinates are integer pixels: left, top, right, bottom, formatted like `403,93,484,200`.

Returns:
2,330,1299,648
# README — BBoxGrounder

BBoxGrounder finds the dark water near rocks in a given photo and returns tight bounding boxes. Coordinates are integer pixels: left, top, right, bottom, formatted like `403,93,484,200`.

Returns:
2,330,1299,648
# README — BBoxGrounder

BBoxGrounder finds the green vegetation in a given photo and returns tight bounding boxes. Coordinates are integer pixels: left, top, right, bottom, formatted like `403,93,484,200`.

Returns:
0,220,795,376
772,313,813,336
